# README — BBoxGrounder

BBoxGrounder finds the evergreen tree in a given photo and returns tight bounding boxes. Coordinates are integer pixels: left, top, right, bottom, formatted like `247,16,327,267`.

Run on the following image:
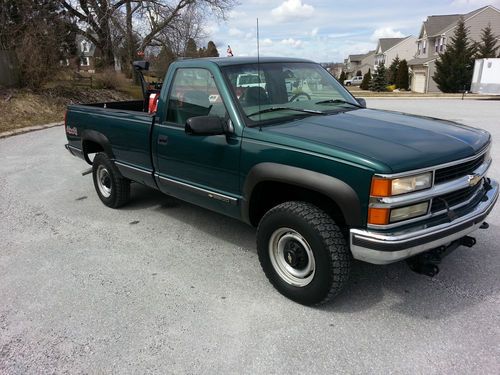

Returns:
397,59,409,90
360,69,372,90
433,18,476,92
476,24,499,58
206,41,219,57
339,70,347,85
157,45,176,77
185,38,198,57
370,64,388,92
388,56,400,86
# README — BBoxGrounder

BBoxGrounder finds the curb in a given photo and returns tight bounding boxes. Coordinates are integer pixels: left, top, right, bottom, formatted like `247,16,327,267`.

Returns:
0,122,64,139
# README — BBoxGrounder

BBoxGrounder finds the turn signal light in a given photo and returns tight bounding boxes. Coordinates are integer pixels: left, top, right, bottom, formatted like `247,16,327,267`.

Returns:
370,177,392,197
368,207,390,225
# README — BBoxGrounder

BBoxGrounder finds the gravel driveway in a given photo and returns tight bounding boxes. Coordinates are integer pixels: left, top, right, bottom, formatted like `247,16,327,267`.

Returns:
1,99,499,374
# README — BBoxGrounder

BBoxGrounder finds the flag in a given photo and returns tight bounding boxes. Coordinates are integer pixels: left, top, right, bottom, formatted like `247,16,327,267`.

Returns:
227,45,233,57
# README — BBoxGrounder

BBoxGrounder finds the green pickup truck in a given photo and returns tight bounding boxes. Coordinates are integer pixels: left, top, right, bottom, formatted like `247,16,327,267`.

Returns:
65,57,498,305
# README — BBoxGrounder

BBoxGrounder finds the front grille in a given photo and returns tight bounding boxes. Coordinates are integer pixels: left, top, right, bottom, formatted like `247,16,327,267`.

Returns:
431,183,482,213
434,153,485,184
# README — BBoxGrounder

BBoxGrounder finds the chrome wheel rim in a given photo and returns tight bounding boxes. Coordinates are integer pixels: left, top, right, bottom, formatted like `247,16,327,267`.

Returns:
269,227,315,287
96,165,112,198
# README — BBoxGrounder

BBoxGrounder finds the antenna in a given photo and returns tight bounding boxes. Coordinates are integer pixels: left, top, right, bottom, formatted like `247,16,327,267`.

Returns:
257,18,262,126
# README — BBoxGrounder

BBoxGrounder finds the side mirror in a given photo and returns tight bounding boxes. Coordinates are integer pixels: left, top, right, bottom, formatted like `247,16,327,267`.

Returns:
133,60,149,71
185,116,226,136
356,98,367,108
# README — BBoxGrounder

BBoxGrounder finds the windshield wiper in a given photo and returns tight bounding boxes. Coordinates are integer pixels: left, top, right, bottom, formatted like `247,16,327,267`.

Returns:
315,99,363,108
247,107,325,117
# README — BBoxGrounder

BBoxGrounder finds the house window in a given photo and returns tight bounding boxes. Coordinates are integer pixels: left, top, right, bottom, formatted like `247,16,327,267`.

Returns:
435,39,439,52
81,57,89,66
422,40,427,54
439,37,445,52
417,41,421,55
81,41,90,53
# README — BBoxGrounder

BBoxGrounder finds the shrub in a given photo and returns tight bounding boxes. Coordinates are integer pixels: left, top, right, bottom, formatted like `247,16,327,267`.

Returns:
93,69,127,90
386,85,396,92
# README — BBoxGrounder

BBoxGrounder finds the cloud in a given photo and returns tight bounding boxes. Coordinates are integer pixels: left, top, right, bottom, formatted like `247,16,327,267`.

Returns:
228,27,244,37
281,38,303,47
451,0,500,7
228,10,246,19
271,0,314,21
311,27,319,37
370,27,405,41
261,38,273,46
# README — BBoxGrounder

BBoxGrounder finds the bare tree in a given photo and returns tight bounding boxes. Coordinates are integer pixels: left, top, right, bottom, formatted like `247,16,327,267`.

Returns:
60,0,235,69
1,0,77,88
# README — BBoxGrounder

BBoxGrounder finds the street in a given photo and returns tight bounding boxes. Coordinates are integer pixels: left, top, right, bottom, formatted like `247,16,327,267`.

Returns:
1,99,499,374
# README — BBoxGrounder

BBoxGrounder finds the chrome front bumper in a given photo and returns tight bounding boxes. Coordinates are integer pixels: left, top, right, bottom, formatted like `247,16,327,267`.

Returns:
350,179,499,265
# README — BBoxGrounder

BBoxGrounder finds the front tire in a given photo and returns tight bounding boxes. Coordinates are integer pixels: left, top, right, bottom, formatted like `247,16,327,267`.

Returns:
92,153,130,208
257,201,350,305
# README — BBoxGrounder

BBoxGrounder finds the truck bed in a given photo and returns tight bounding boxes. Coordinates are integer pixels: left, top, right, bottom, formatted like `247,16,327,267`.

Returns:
66,100,155,187
85,100,145,112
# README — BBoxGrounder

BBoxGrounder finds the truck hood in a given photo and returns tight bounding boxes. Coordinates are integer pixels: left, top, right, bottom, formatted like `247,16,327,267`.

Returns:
263,109,490,173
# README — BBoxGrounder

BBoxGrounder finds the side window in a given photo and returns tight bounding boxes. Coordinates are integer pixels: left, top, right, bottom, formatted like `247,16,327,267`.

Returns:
166,68,227,126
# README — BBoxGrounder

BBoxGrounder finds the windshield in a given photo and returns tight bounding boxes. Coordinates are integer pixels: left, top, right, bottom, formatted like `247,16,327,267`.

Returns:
222,62,359,125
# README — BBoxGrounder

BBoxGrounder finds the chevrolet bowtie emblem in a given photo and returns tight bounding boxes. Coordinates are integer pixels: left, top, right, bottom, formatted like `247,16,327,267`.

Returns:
467,174,481,187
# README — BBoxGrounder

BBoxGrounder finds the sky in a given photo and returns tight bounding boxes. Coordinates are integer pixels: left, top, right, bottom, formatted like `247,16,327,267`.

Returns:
206,0,500,62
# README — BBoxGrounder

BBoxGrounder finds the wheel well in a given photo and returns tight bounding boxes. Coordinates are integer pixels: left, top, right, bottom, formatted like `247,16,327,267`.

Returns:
248,181,347,228
82,140,104,164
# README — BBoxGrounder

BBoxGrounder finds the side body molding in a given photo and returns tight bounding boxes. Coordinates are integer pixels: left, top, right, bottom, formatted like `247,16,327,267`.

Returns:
242,162,362,226
80,129,114,164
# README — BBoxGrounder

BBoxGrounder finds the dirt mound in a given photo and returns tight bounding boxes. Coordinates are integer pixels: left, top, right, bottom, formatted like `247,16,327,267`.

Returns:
0,87,133,132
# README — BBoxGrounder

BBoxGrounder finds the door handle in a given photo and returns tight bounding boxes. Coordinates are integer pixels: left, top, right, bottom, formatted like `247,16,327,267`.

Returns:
158,135,168,145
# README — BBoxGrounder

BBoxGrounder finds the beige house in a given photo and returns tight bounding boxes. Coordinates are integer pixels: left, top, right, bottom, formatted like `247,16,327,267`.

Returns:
344,53,365,78
344,50,375,78
374,36,417,69
409,5,500,93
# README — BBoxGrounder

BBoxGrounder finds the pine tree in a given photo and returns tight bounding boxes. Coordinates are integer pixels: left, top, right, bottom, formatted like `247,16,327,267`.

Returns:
185,38,198,57
433,18,476,93
370,64,388,92
206,41,219,57
360,69,372,90
397,59,409,90
339,71,347,85
476,24,499,58
388,56,400,86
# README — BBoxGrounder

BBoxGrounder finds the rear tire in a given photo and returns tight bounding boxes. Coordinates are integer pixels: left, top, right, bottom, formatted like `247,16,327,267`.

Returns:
92,153,130,208
257,201,350,305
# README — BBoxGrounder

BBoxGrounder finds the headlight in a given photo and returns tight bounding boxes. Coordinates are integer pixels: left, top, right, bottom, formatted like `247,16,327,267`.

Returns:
371,172,432,197
389,202,429,223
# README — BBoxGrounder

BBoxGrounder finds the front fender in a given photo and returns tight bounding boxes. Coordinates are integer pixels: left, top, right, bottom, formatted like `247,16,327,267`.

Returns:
242,162,362,226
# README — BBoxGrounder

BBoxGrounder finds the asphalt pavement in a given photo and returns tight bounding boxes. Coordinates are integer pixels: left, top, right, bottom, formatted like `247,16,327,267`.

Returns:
1,99,499,374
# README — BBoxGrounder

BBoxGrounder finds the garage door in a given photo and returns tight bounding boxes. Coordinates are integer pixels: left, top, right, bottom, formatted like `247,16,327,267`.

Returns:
413,73,426,93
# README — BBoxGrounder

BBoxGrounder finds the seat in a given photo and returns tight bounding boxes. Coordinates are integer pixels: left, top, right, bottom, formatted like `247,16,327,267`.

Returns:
174,90,212,125
244,87,270,107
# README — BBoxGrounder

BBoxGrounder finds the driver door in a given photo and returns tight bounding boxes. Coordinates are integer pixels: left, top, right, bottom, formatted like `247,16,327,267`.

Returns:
153,67,241,217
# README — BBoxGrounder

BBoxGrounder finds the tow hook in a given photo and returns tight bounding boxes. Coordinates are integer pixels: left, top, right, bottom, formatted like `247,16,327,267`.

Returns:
460,235,476,248
407,235,477,277
479,222,489,229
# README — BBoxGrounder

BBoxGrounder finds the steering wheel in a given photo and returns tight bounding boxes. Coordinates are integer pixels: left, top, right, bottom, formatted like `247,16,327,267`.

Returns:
289,92,311,102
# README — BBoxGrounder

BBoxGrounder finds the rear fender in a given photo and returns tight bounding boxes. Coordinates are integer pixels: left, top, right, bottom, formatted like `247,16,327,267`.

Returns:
80,129,114,164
